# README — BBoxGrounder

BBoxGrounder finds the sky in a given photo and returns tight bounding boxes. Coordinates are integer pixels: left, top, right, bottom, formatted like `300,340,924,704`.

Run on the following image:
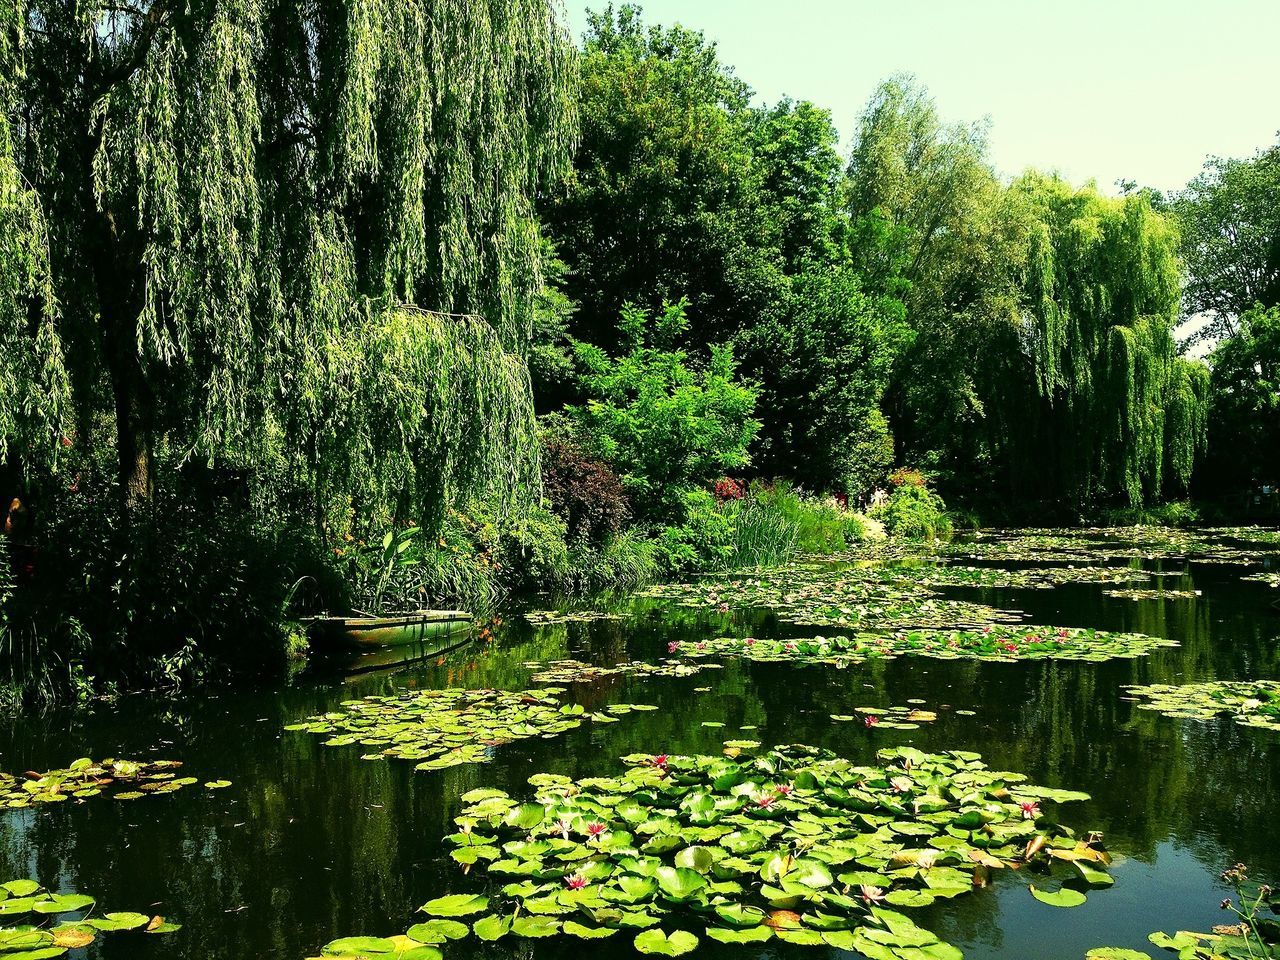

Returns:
564,0,1280,195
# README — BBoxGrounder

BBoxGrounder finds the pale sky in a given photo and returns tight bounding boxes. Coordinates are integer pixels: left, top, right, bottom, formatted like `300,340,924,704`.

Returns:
566,0,1280,195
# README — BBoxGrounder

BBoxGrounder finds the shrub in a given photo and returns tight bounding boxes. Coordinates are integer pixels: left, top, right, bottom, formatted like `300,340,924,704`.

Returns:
654,489,736,576
540,436,630,545
888,466,927,489
567,300,761,522
872,483,953,540
564,530,659,594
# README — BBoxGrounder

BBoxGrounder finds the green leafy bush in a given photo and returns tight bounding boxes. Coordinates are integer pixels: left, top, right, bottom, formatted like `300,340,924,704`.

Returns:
567,300,760,522
872,483,953,540
654,490,737,576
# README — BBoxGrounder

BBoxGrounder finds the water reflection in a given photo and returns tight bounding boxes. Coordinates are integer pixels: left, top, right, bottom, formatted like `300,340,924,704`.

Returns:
0,551,1277,959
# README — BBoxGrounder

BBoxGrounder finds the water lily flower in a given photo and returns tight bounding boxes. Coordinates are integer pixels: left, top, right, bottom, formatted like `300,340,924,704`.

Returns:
557,818,573,840
890,776,913,793
585,821,606,838
717,602,729,613
1020,801,1041,820
651,754,669,768
755,793,776,809
1057,628,1070,638
565,874,588,890
859,884,887,905
668,641,680,653
776,784,793,795
696,642,707,651
864,716,879,728
744,637,756,647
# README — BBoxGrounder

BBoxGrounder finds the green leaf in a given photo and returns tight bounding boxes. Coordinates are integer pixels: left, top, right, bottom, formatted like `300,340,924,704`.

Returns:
420,894,489,917
1029,885,1087,908
562,921,617,939
707,925,772,944
472,915,511,941
634,929,699,956
654,866,707,901
320,936,398,955
511,915,560,938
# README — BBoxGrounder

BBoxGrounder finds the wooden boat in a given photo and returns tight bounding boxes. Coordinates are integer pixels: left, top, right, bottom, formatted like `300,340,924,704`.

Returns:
305,610,474,651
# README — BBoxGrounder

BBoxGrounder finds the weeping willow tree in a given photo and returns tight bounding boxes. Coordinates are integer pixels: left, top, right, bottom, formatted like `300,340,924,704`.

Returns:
0,5,66,474
6,0,575,533
1009,174,1208,506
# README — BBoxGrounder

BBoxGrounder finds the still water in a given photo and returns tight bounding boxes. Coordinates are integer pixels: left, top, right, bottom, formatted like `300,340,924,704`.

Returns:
2,538,1279,959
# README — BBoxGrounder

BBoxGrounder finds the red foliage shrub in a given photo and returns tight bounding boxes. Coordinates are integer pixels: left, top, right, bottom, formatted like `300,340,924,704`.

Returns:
713,477,745,502
541,438,630,545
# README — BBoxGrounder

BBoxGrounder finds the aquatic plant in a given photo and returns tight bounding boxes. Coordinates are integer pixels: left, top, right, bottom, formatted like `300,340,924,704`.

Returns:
0,878,179,954
0,758,222,809
1123,681,1280,731
675,625,1175,667
285,688,655,771
1242,572,1280,588
830,704,938,729
1102,588,1200,601
525,659,713,685
315,743,1107,958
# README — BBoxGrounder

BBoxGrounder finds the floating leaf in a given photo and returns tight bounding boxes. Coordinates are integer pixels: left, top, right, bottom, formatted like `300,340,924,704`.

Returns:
634,929,699,955
1030,885,1087,908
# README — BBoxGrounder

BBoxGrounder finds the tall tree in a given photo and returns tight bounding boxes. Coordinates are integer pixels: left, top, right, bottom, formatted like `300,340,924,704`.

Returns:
10,0,576,528
1010,173,1207,506
1173,142,1280,344
1203,305,1280,490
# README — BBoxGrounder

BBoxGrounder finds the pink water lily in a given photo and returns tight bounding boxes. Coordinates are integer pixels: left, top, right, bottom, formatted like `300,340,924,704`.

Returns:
565,874,588,890
585,821,606,838
755,793,776,809
696,642,707,651
864,715,879,728
744,637,756,647
1020,801,1041,820
859,884,887,905
651,754,669,768
668,641,680,653
776,784,793,795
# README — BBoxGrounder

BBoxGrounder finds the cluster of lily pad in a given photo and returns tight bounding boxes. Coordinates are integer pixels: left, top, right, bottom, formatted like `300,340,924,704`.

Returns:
670,624,1176,667
1102,587,1200,601
524,610,625,625
831,705,938,730
1242,572,1280,588
637,566,1022,632
285,688,654,771
0,758,226,808
906,564,1153,590
1123,681,1280,731
525,658,714,685
313,743,1112,959
0,878,179,956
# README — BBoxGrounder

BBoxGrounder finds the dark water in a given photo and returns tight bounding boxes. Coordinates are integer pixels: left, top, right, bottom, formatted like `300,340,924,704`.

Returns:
2,549,1280,959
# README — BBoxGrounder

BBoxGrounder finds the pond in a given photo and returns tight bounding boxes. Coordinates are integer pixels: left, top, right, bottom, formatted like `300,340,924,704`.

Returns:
2,527,1279,960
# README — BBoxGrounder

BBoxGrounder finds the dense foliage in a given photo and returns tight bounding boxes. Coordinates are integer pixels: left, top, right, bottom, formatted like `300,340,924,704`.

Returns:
3,0,1276,700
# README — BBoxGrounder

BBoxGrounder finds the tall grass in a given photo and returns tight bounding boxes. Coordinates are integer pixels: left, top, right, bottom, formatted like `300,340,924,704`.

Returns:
724,483,867,568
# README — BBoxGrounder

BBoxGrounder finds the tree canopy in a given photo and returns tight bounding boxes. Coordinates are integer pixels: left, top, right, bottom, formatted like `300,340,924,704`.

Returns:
6,0,576,530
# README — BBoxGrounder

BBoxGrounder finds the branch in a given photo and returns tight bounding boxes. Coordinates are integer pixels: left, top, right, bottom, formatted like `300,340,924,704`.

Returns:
91,0,176,96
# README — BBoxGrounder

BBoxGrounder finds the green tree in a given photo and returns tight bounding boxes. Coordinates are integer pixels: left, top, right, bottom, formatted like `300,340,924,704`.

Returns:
545,3,769,348
566,300,760,521
843,75,1030,492
8,0,576,527
1204,305,1280,489
1173,142,1280,343
1009,173,1207,506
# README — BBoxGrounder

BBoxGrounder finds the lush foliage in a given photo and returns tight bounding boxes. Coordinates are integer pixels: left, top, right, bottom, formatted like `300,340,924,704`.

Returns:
1203,306,1280,490
1173,141,1280,345
567,301,760,522
540,435,631,546
871,483,953,540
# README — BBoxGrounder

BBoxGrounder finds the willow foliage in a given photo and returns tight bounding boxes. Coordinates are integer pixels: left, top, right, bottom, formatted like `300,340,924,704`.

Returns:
1012,174,1206,505
8,0,576,528
0,1,66,467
